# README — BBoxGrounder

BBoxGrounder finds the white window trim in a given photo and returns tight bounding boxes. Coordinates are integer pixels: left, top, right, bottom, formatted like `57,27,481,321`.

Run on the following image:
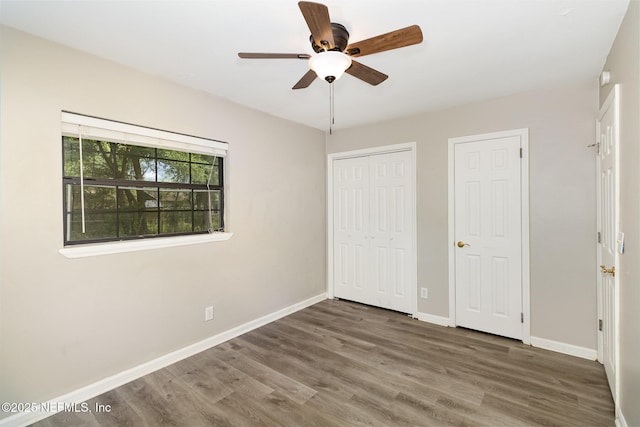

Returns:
59,232,233,258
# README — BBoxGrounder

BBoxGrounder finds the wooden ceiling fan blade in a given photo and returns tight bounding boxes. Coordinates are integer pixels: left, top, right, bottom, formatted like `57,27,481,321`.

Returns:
345,60,388,86
346,25,423,57
238,53,311,59
293,69,317,89
298,1,334,49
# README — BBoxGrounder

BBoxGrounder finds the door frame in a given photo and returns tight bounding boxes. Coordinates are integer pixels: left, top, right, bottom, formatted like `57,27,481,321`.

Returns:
327,142,418,315
447,129,531,344
596,84,619,403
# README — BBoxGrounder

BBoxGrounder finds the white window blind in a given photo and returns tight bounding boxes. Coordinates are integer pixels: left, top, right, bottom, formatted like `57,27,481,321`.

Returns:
61,112,228,157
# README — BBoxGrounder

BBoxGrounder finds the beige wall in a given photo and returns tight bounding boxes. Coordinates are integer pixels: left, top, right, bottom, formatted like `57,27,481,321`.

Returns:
0,26,326,413
327,80,598,349
600,1,640,425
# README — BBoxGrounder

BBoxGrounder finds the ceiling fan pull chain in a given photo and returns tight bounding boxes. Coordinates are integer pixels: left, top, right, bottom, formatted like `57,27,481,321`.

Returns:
329,83,334,135
333,83,337,134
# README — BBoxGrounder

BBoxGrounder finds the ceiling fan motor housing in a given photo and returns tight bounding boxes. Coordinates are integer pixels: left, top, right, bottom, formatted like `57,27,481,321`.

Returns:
310,22,350,52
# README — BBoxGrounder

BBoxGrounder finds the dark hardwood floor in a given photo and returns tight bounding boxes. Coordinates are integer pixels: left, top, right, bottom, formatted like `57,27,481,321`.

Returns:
34,299,614,426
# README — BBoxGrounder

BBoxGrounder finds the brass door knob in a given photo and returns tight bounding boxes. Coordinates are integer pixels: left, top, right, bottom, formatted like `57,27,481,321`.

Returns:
600,265,615,276
457,241,470,248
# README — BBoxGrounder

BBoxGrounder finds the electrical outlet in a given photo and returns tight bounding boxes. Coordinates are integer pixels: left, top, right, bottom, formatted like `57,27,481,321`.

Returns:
205,306,214,321
420,288,428,299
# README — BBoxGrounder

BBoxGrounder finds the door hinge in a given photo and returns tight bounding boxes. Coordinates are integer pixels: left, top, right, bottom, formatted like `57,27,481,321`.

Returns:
599,319,603,331
521,312,524,323
519,148,523,158
597,231,601,244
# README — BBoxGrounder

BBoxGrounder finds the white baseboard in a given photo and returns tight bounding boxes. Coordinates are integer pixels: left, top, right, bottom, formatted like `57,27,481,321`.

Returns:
414,311,450,327
0,293,327,427
529,336,597,360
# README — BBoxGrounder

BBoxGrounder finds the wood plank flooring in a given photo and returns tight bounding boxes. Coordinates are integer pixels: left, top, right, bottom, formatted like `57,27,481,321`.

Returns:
34,299,614,426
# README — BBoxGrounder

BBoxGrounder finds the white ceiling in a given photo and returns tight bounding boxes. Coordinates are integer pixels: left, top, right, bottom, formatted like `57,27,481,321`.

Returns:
0,0,629,131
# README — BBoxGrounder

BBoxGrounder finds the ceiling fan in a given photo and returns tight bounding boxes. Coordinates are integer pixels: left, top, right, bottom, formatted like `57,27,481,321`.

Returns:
238,1,423,89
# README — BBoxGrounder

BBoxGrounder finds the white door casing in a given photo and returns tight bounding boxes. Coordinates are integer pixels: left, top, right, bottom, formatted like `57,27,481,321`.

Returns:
328,143,417,315
596,85,619,401
448,129,530,343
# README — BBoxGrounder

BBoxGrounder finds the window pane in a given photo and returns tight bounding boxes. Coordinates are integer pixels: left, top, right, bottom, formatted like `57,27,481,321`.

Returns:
65,184,117,242
63,137,118,179
157,159,189,183
81,139,117,179
193,190,220,211
191,162,219,185
67,212,118,241
190,153,215,164
116,145,156,181
158,149,189,162
119,212,158,237
193,190,221,232
159,189,192,210
118,187,158,211
63,137,80,177
160,211,193,234
85,185,117,211
65,184,117,211
194,211,221,232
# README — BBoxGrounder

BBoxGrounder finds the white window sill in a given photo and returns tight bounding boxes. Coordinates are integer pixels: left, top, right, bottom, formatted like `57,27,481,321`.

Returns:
59,232,233,259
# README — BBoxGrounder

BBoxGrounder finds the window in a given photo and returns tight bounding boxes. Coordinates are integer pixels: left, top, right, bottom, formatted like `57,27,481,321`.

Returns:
61,112,228,246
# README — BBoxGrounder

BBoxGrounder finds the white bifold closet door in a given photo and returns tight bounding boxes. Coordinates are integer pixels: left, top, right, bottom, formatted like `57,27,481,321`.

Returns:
333,150,414,314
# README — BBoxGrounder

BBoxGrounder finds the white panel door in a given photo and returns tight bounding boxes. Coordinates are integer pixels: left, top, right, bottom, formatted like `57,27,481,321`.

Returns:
333,156,370,305
369,151,414,312
597,86,619,399
333,150,414,314
454,137,523,339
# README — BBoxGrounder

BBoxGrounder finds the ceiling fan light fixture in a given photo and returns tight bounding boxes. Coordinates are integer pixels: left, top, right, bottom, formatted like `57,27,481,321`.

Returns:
309,51,352,83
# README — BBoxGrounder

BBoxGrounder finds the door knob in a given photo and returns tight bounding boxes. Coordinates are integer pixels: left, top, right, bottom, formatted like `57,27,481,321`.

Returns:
600,265,615,276
457,241,470,248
